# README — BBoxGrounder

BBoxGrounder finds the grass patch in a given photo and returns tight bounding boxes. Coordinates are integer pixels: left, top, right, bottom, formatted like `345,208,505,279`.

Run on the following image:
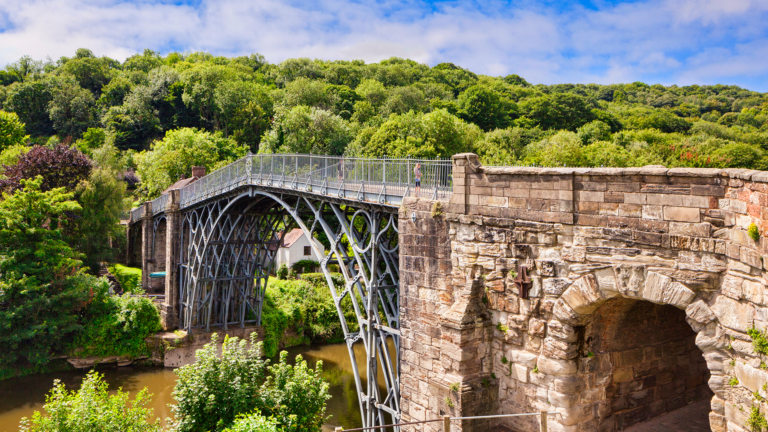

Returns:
108,264,142,293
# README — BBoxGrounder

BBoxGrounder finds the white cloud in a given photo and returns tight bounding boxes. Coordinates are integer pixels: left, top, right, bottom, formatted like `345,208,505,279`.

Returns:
0,0,766,90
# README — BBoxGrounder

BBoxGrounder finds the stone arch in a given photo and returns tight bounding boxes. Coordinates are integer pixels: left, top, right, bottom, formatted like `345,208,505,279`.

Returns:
537,270,732,432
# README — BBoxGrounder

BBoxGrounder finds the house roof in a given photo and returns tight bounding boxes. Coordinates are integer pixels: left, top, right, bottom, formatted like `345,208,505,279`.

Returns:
162,176,199,194
281,228,305,248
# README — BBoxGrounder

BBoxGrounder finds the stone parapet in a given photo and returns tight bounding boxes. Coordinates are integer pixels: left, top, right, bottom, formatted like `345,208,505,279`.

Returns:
399,154,768,432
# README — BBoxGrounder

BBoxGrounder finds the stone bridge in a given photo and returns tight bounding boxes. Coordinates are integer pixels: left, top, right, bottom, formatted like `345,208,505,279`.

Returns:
130,153,768,432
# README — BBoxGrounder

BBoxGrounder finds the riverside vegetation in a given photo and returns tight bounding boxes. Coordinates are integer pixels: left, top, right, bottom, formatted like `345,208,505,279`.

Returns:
19,334,330,432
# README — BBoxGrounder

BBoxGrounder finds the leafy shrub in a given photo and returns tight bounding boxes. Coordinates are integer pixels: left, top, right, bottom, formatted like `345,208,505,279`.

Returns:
70,288,161,359
292,259,319,274
260,351,330,431
277,263,289,280
748,326,768,356
749,223,761,242
171,334,329,432
261,275,353,357
109,263,143,293
223,414,279,432
19,370,162,432
748,406,768,432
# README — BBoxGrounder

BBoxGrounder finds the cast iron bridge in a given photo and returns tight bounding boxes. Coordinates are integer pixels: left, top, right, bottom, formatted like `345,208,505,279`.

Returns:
128,153,453,429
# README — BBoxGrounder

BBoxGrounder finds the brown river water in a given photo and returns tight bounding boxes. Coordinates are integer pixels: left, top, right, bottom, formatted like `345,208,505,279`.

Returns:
0,342,380,432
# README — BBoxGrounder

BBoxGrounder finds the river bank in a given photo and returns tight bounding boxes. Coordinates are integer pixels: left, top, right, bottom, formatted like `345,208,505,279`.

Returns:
0,343,366,432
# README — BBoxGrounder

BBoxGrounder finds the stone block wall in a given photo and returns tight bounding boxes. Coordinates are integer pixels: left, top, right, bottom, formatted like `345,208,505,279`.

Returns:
399,153,768,432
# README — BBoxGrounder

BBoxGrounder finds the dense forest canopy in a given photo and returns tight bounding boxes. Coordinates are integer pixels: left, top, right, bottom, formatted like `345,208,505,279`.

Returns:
1,49,767,200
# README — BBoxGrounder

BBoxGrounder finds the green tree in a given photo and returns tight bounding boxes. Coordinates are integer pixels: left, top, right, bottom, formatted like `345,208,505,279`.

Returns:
0,110,28,150
518,93,595,131
474,127,546,166
355,79,387,108
74,142,127,272
524,131,584,167
0,177,90,375
74,127,106,157
457,84,514,131
576,120,612,145
3,80,55,136
20,370,162,432
260,106,352,155
214,80,273,151
380,86,425,116
123,49,164,73
57,50,116,96
47,76,97,138
136,127,247,198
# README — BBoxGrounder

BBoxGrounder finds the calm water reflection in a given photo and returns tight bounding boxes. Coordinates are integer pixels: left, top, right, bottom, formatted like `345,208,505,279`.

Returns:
0,342,381,432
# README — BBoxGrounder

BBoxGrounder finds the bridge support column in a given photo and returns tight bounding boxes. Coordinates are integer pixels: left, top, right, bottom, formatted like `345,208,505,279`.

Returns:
162,190,181,330
140,202,152,290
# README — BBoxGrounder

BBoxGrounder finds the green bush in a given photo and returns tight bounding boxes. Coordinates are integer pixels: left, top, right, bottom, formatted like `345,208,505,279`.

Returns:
20,370,162,432
292,259,319,274
276,263,289,280
69,288,162,359
223,414,279,432
109,263,143,293
749,223,761,242
171,334,329,432
260,351,330,432
261,275,354,357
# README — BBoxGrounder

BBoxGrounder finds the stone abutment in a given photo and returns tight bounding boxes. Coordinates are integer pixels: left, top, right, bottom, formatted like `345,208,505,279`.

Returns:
398,154,768,432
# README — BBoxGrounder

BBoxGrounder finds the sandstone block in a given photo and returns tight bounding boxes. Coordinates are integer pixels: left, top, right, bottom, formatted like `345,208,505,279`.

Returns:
647,193,684,206
578,191,604,202
543,337,579,359
664,206,701,222
558,404,593,426
642,271,695,309
735,361,768,395
669,222,711,237
561,274,604,315
548,320,578,343
642,205,663,220
507,348,539,368
624,193,646,204
538,357,578,376
543,278,571,296
686,300,716,325
711,295,755,332
740,247,763,269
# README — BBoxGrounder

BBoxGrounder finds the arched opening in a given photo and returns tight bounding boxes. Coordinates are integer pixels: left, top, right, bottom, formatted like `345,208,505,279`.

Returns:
149,217,167,293
581,297,713,431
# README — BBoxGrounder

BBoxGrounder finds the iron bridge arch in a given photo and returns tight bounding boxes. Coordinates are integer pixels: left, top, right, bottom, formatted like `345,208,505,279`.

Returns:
178,188,402,428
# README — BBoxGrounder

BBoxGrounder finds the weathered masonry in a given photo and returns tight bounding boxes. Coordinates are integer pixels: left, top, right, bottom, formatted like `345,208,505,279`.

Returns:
399,154,768,432
130,152,768,431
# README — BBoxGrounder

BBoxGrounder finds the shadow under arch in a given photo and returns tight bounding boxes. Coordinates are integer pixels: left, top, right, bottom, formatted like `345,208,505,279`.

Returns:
530,271,735,432
178,189,401,430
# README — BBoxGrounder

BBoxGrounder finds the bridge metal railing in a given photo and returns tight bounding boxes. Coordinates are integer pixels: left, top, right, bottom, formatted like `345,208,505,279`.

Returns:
130,206,145,222
151,193,169,215
178,153,453,209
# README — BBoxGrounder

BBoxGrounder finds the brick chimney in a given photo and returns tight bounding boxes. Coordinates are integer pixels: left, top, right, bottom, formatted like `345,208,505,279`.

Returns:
191,166,206,178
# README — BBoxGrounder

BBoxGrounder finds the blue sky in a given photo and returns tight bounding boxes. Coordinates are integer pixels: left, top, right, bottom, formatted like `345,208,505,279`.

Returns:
0,0,767,91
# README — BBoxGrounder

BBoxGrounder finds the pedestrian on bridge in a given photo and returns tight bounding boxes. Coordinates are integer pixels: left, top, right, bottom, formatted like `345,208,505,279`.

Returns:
414,162,422,196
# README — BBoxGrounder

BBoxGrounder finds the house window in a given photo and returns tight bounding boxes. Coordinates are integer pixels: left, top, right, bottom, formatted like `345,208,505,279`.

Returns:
303,246,311,256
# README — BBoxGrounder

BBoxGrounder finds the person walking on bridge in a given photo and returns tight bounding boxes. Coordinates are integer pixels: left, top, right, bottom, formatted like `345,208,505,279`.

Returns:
414,162,422,197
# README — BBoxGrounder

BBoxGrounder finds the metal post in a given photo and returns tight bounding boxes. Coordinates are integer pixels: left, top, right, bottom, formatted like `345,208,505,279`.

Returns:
540,410,547,432
443,416,450,432
366,211,380,429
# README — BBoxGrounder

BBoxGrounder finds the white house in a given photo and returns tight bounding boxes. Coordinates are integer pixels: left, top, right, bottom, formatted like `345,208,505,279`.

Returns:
276,228,326,269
